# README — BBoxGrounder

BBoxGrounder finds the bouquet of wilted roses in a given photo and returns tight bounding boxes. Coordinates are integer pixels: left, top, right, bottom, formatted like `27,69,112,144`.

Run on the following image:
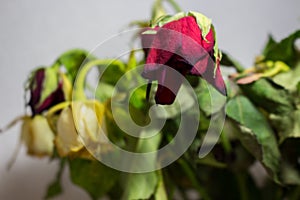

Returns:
2,0,300,199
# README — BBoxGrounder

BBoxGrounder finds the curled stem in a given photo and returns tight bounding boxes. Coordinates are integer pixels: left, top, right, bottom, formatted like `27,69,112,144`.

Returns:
166,0,182,12
73,59,125,101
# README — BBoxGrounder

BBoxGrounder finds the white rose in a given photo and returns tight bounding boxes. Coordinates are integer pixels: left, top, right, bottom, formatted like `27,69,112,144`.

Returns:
55,100,107,157
21,115,55,156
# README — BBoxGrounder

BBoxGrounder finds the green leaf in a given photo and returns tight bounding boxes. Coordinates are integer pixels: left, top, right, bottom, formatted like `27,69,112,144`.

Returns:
69,158,119,200
270,110,300,142
45,159,66,199
95,82,115,102
262,34,277,56
129,85,148,110
262,30,300,67
98,59,126,86
126,50,137,70
54,49,94,83
220,52,245,73
239,78,294,114
45,181,62,199
226,96,281,183
272,62,300,92
196,79,227,116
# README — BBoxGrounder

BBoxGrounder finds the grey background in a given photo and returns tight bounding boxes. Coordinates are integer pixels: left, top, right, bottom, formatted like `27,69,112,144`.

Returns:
0,0,299,199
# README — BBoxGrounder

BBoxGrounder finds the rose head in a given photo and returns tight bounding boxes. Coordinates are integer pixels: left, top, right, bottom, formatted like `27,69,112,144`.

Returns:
28,67,72,115
141,12,227,105
55,100,109,158
21,115,55,157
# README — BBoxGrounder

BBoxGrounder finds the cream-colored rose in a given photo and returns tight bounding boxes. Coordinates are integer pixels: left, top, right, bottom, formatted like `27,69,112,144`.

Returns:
21,115,55,156
55,100,107,157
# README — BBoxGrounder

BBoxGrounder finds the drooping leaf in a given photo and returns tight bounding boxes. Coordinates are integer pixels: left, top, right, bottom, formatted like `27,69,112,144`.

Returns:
272,62,300,92
94,82,115,103
196,79,227,116
97,59,126,86
239,78,294,114
45,159,66,199
270,110,300,142
69,158,119,200
262,34,277,56
220,51,245,73
54,49,94,83
262,30,300,67
129,85,148,110
226,96,281,183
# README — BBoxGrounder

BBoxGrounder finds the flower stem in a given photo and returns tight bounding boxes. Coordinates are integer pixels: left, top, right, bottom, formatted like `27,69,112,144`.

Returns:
73,59,124,101
178,158,211,200
236,173,249,200
166,0,182,12
220,131,232,154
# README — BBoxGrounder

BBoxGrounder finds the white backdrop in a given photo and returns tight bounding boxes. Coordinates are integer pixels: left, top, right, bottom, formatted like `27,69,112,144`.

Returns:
0,0,299,199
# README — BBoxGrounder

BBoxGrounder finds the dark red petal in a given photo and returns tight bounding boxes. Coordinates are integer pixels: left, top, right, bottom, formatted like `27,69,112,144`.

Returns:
155,66,184,105
28,69,45,114
145,32,176,66
141,27,159,56
201,28,215,52
28,69,66,115
188,50,226,96
201,59,227,96
34,83,65,114
163,16,203,45
189,51,211,76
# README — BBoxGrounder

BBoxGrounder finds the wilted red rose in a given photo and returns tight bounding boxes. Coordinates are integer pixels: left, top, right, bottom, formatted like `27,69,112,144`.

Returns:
141,13,227,105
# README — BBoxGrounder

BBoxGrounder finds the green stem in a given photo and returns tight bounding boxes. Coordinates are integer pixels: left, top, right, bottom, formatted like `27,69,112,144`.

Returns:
289,185,300,200
225,54,245,73
178,158,211,200
236,173,249,200
166,0,182,12
220,131,232,154
155,170,168,200
73,59,124,101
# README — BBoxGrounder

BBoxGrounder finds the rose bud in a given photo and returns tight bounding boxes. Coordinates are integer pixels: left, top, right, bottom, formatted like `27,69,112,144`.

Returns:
21,115,55,156
27,67,72,115
141,11,227,105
